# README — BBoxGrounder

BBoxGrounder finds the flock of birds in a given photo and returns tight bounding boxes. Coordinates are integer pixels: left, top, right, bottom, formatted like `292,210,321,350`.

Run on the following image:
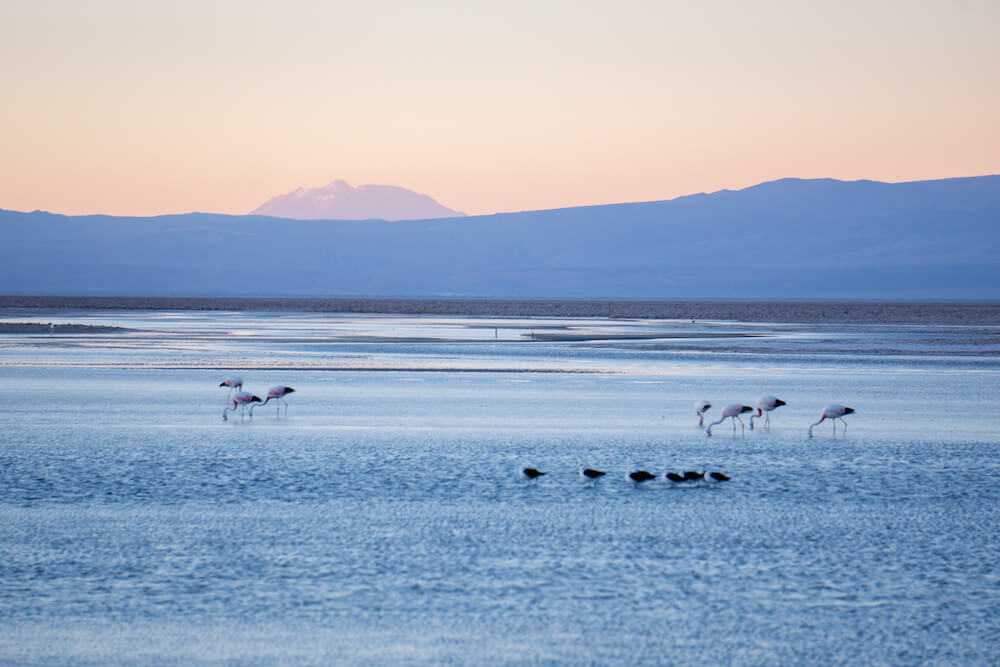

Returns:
218,380,854,438
219,379,855,488
520,466,731,487
219,377,295,421
518,396,856,487
695,396,855,438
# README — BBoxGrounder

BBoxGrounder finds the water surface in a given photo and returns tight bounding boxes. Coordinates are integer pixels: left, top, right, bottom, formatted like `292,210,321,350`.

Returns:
1,308,998,664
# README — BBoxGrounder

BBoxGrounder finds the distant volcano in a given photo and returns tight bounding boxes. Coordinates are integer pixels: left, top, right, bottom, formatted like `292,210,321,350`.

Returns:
250,180,465,221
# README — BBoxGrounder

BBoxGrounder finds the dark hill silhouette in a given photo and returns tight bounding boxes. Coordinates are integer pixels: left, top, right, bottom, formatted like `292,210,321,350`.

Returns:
2,176,998,299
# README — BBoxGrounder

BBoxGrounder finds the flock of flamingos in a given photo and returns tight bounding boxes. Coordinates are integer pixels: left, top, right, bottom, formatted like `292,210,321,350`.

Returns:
219,377,294,421
219,376,856,486
220,376,855,437
695,397,855,438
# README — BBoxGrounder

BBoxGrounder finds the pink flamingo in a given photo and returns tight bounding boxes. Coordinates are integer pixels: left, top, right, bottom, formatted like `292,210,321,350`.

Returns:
219,376,244,399
694,400,712,427
706,403,753,436
250,385,295,418
808,404,855,437
222,390,261,421
749,395,786,430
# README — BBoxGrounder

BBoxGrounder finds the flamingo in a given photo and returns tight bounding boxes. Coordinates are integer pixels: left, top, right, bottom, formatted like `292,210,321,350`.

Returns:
579,468,607,482
250,385,295,418
706,404,753,436
222,390,261,421
808,404,855,437
694,400,712,427
749,395,786,430
219,376,243,399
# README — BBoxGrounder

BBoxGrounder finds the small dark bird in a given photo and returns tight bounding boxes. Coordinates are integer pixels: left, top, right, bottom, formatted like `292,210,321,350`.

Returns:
683,471,704,482
580,468,607,481
628,470,657,484
707,471,731,483
521,468,546,481
664,472,686,484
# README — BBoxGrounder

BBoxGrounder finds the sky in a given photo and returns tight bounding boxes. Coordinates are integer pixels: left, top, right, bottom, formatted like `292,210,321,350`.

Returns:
1,0,998,218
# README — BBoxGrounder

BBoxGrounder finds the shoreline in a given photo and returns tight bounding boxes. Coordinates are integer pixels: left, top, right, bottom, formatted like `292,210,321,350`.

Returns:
1,295,999,324
0,322,131,334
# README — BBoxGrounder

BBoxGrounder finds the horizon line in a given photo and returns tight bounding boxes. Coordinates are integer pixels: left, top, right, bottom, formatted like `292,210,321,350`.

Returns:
4,173,999,221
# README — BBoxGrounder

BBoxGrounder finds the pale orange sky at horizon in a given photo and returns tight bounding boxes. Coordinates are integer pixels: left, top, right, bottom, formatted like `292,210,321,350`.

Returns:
1,0,998,217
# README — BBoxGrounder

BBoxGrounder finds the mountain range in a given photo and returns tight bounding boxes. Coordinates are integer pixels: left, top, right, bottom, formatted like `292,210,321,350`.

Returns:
250,180,464,220
2,175,998,299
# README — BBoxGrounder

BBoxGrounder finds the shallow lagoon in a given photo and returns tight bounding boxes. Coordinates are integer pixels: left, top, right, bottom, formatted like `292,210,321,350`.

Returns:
1,309,999,664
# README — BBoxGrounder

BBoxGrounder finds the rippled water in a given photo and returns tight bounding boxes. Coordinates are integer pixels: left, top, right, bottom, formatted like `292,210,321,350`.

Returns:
1,309,999,664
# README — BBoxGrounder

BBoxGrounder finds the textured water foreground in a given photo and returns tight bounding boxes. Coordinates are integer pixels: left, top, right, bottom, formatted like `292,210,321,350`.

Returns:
1,305,998,664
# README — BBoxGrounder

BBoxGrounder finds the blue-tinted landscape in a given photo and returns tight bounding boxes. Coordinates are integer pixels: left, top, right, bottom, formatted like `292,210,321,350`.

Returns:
4,176,999,300
1,304,998,663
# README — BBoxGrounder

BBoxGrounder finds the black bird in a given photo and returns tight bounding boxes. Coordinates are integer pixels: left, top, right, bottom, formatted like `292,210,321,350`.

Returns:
580,468,607,481
521,467,546,481
627,470,657,484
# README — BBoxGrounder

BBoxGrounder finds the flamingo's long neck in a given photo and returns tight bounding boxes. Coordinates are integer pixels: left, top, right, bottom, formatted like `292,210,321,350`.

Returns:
807,415,826,437
249,396,271,417
706,415,727,435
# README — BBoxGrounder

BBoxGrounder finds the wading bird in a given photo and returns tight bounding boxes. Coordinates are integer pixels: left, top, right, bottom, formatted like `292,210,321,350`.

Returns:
580,468,607,482
219,376,244,399
664,472,686,484
703,470,731,485
521,468,546,482
749,395,786,430
222,390,261,421
808,404,855,437
250,385,295,418
706,404,753,436
627,470,657,485
694,400,712,427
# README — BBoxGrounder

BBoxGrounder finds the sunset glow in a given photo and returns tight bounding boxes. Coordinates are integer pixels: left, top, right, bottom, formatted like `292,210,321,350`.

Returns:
2,0,998,217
